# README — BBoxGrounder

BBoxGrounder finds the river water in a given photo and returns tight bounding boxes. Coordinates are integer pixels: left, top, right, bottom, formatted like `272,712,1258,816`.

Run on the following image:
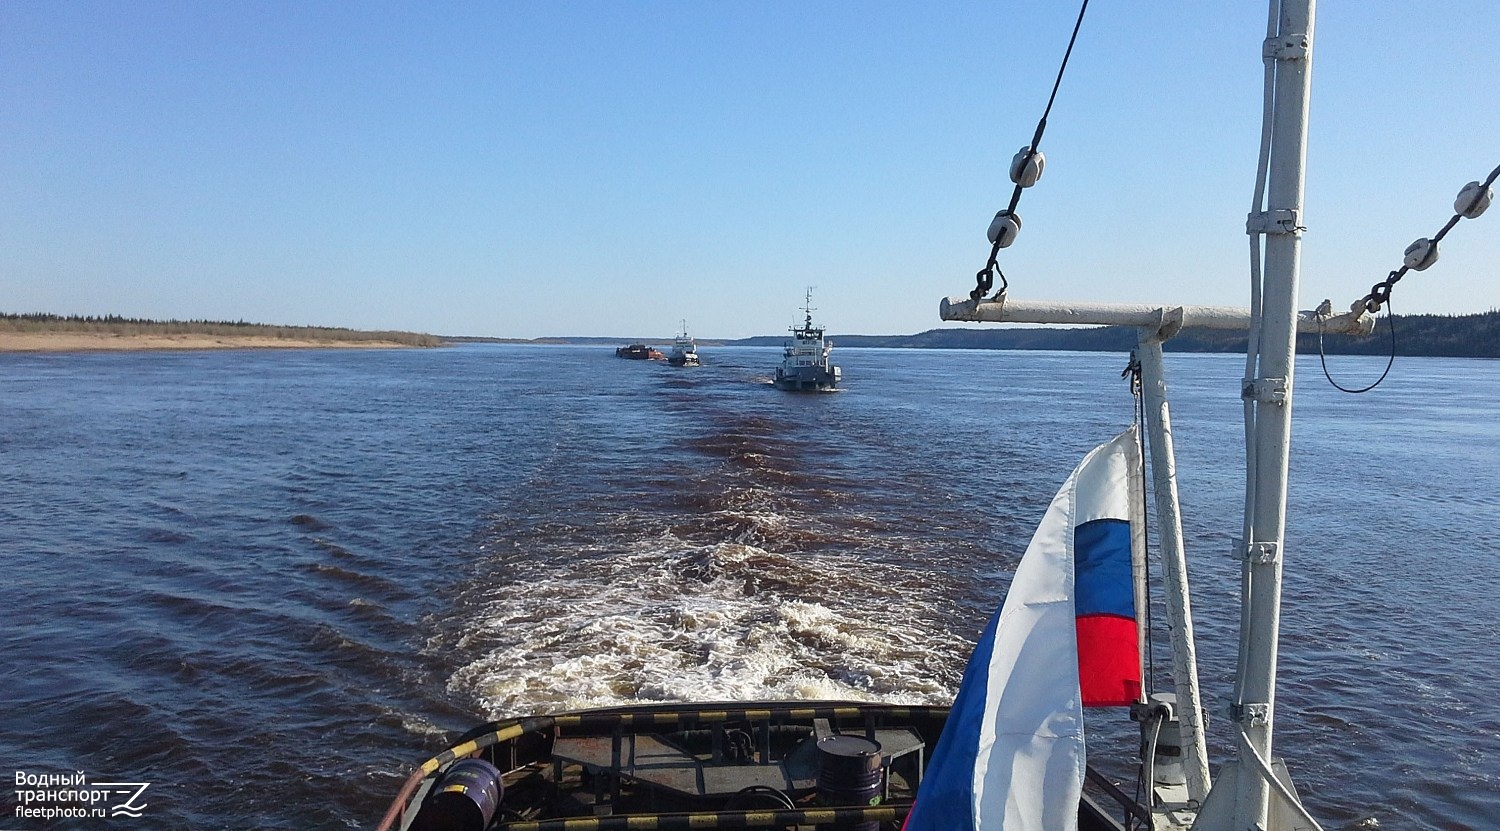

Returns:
1,344,1495,829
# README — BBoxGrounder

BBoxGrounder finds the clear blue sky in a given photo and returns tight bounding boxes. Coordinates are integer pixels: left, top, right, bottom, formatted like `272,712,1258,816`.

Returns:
3,1,1496,339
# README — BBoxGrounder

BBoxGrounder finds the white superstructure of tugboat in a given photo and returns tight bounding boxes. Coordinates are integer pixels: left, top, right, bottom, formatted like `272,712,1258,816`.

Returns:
668,323,700,367
773,289,840,391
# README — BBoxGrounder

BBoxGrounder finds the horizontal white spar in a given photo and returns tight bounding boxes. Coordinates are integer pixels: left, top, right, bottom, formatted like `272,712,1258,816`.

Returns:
938,296,1375,337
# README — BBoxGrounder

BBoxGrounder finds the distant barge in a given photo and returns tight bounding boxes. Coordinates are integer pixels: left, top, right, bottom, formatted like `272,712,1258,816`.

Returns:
616,344,665,360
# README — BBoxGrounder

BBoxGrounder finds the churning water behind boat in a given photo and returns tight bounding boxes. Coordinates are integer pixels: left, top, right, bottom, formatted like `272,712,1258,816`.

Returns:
1,344,1497,830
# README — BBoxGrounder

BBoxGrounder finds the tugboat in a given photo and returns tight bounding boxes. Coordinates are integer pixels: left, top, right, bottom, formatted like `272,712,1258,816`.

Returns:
379,4,1494,831
772,289,840,391
615,344,665,360
667,324,700,367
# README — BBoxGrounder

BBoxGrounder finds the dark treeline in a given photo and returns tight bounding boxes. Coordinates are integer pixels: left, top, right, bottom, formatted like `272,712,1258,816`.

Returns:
726,310,1500,358
1,312,442,347
5,312,318,327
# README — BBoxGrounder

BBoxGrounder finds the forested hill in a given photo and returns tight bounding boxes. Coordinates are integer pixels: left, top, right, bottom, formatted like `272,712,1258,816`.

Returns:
730,311,1500,358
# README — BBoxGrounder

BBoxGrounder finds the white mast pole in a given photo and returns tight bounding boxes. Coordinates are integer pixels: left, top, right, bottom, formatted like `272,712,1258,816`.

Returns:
1227,0,1316,828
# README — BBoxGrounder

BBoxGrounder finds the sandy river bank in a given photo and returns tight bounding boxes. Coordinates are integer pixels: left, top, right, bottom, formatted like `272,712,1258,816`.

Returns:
0,332,434,352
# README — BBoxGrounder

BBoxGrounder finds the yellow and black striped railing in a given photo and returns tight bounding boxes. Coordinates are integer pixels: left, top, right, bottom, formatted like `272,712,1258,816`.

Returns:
378,702,950,831
500,805,908,831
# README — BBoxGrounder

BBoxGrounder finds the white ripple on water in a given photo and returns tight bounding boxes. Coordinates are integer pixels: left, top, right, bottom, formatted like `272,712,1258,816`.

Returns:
445,533,970,718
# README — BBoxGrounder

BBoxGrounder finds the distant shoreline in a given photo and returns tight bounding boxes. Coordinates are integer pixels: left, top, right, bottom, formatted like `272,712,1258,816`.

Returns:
7,308,1494,357
0,314,442,352
506,309,1500,359
0,331,434,352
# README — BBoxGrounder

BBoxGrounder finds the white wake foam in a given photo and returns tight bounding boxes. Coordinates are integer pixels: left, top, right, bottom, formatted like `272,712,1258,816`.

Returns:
447,533,971,717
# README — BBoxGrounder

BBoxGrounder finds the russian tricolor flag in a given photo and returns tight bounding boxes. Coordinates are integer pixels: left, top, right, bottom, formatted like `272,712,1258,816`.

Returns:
906,428,1145,831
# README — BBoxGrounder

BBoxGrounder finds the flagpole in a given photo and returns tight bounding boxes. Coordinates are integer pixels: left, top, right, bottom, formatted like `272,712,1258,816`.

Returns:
1136,334,1211,805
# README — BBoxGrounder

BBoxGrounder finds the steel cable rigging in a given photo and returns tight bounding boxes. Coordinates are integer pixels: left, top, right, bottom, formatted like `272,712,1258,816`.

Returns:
969,0,1091,303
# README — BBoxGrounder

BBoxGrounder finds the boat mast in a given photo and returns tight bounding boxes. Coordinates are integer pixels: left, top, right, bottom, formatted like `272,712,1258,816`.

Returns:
1216,0,1317,828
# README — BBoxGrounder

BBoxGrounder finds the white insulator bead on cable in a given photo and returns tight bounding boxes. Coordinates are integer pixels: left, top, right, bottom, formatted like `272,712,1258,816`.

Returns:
987,210,1022,248
1010,146,1046,187
1403,238,1439,271
1455,180,1493,219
